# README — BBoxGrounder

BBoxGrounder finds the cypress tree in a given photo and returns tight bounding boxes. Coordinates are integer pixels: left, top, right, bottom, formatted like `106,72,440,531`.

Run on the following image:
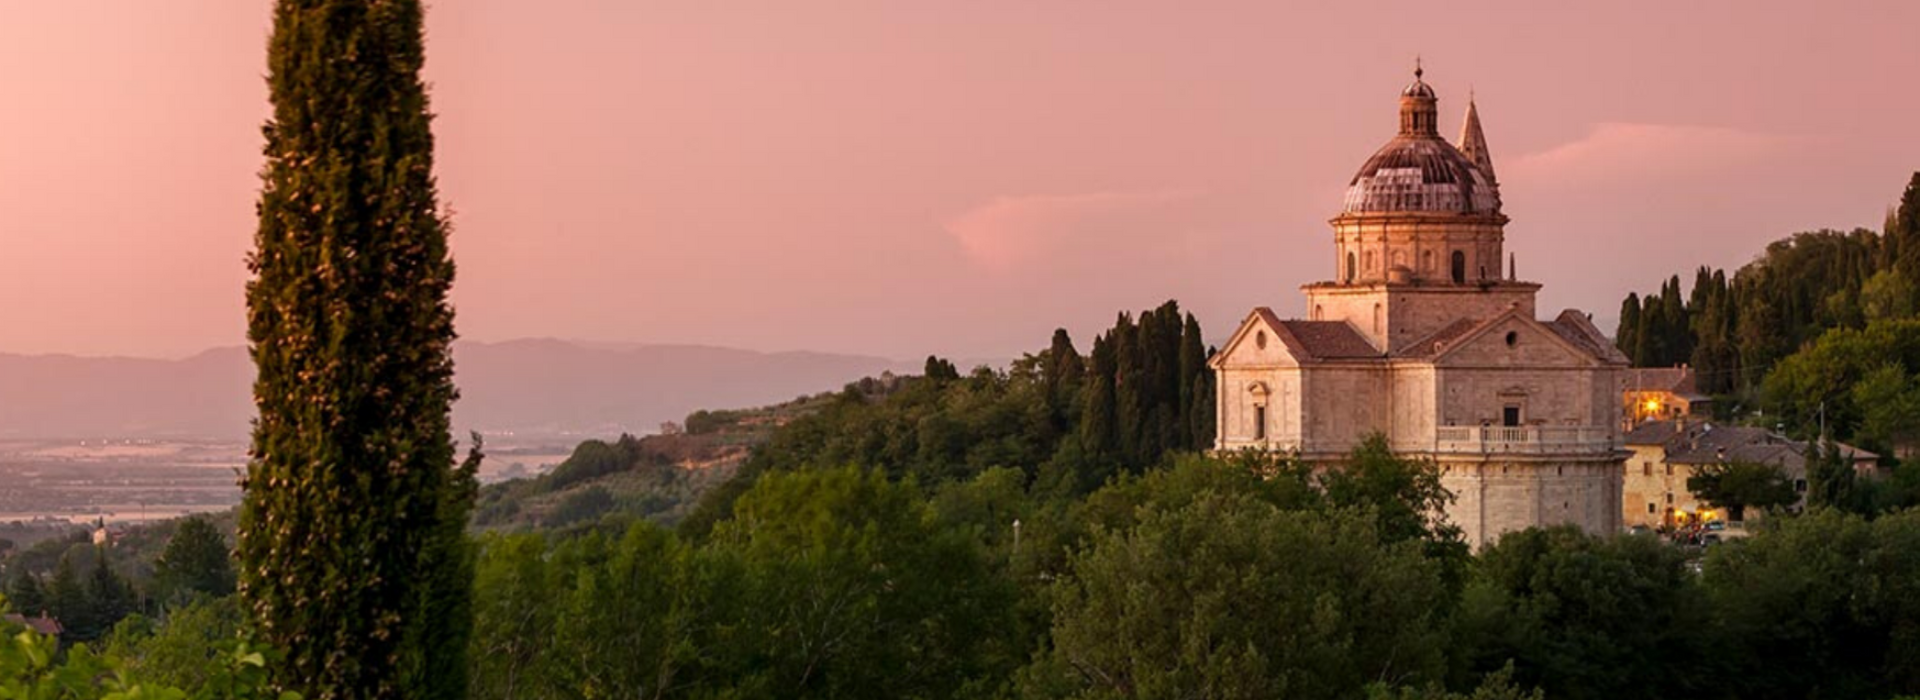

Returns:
241,1,478,697
1079,334,1120,462
1042,328,1084,426
1662,275,1691,366
1177,312,1208,449
1110,313,1148,467
1893,173,1920,301
1617,293,1641,364
86,548,132,631
48,554,89,639
6,571,46,617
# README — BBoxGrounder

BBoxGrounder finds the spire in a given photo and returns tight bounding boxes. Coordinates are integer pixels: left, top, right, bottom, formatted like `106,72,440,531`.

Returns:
1457,97,1496,186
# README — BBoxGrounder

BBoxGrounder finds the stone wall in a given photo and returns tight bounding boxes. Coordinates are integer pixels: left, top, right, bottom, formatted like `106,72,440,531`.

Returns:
1441,456,1623,548
1304,283,1539,352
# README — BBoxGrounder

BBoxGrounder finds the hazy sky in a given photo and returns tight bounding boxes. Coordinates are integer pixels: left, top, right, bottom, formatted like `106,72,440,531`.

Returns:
2,2,1916,360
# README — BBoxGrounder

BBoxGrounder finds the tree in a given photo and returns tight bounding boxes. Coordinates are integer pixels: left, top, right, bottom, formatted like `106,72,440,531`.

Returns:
1369,665,1543,700
240,0,479,697
1321,434,1461,548
1702,508,1920,697
706,466,1018,697
0,599,298,700
549,525,699,699
1852,363,1920,458
155,516,237,603
1179,313,1214,450
925,355,961,382
1806,438,1860,513
1454,527,1711,700
1041,329,1085,428
105,595,250,693
86,549,135,637
1683,460,1799,522
47,554,92,641
1032,493,1449,698
467,534,558,700
1615,293,1641,363
5,572,45,617
1077,334,1120,468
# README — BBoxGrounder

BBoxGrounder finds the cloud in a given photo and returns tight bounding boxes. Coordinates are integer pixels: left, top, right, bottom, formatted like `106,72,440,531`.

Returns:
1506,122,1801,185
943,189,1203,270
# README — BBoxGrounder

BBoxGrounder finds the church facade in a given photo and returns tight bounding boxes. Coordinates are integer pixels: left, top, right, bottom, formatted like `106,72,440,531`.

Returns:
1210,68,1629,548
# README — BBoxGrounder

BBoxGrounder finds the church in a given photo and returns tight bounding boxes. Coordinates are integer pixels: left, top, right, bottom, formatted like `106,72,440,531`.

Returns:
1209,66,1629,548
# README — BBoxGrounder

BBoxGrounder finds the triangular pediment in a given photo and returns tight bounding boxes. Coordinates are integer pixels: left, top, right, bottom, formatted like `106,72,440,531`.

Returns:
1425,308,1599,368
1211,308,1306,369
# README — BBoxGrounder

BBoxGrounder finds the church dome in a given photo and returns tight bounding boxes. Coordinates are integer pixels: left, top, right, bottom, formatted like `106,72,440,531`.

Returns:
1342,65,1500,216
1342,136,1498,214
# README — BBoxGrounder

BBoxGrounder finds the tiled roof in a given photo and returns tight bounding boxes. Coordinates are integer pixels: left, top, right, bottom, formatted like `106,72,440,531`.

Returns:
1626,367,1706,400
3,613,61,637
1393,318,1481,359
1543,315,1614,362
1627,419,1878,469
1277,321,1381,360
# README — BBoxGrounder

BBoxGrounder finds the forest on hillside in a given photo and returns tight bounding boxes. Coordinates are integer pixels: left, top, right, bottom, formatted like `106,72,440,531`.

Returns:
1616,173,1920,457
8,0,1920,695
15,299,1920,699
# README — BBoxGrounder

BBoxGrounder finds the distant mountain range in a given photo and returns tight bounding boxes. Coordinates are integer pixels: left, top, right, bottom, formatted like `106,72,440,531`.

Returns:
0,340,929,441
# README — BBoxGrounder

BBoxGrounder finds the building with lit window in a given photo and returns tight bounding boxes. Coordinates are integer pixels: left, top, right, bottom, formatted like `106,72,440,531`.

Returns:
1623,366,1711,429
1622,419,1877,528
1209,66,1629,548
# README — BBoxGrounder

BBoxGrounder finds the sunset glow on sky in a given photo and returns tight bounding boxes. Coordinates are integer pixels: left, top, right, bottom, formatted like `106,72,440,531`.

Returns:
2,2,1916,360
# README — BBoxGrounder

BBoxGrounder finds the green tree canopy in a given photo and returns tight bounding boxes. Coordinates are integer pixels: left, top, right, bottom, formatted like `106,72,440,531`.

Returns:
154,516,237,604
1031,494,1449,699
1453,527,1709,700
1683,460,1799,522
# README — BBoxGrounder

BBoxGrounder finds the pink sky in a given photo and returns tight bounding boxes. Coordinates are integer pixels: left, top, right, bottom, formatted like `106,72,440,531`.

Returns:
2,2,1916,360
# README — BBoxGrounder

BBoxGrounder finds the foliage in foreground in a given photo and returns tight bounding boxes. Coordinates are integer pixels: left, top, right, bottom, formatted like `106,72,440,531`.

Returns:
0,597,296,700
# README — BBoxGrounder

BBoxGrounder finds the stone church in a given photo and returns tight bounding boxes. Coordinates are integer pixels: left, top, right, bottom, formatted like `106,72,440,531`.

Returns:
1209,67,1629,548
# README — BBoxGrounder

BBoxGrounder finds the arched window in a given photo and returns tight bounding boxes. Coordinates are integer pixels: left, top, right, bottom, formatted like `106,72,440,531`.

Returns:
1450,251,1466,284
1346,252,1357,282
1372,303,1383,335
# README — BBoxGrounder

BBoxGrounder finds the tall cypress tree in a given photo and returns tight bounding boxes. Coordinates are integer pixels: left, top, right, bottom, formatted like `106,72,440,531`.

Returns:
1079,334,1120,462
1616,293,1641,364
241,1,478,697
47,555,89,639
1042,328,1084,427
1176,312,1208,449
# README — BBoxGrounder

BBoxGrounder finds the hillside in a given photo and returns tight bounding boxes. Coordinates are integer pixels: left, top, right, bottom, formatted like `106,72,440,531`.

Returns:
0,340,913,440
469,389,851,532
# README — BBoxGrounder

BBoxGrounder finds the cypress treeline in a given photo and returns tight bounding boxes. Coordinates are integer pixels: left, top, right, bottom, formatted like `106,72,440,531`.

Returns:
1076,302,1216,472
1615,172,1920,394
690,300,1214,531
241,1,478,698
